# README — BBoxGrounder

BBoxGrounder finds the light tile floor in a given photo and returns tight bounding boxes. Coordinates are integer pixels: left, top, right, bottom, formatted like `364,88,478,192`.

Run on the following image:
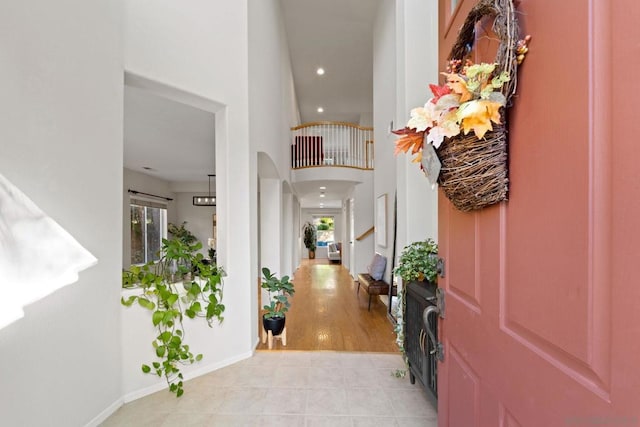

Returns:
102,351,437,427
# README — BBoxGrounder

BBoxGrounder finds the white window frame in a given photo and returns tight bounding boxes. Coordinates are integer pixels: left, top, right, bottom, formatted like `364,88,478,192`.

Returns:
130,197,168,265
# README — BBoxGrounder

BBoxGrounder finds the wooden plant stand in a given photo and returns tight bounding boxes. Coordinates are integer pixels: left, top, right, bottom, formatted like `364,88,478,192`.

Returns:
261,326,287,350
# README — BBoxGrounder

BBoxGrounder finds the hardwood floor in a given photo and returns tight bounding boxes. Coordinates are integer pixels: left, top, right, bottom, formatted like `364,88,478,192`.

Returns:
257,259,399,352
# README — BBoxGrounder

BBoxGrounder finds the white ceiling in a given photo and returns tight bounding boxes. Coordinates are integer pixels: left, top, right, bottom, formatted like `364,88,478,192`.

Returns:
124,86,216,184
123,0,379,207
295,180,356,209
280,0,380,124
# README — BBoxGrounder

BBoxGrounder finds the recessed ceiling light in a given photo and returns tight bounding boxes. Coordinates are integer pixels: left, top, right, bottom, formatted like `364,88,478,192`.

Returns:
316,67,325,75
320,194,325,198
317,107,324,113
319,186,326,190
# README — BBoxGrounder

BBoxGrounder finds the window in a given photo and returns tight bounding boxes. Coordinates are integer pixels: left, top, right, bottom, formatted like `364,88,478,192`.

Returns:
313,216,334,247
130,199,167,264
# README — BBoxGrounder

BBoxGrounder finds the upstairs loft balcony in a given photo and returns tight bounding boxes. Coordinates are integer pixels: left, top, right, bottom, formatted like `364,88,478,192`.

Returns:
291,122,374,170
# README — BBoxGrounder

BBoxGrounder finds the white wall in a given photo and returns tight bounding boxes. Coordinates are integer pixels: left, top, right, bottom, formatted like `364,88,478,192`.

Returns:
174,193,216,257
347,179,375,276
282,189,294,277
249,0,300,298
292,196,302,270
359,112,374,127
259,178,282,307
249,0,299,181
394,0,439,251
373,0,399,283
124,0,256,384
373,0,439,278
0,0,124,425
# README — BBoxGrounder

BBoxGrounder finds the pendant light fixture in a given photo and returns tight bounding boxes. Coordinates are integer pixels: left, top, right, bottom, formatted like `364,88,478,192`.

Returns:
193,174,216,206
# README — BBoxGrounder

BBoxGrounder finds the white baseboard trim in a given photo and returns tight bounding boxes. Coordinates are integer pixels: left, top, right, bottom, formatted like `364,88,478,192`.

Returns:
85,397,124,427
122,350,254,403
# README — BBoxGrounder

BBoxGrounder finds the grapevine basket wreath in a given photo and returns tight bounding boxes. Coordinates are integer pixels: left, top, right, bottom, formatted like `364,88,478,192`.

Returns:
394,0,530,212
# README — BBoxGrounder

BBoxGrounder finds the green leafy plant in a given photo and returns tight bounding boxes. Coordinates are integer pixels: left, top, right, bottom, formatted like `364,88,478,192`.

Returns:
302,221,317,252
393,238,439,283
391,238,438,377
121,237,225,397
261,267,295,319
168,221,197,246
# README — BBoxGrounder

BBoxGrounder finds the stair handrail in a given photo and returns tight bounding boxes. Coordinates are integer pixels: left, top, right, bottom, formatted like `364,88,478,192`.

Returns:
355,226,375,241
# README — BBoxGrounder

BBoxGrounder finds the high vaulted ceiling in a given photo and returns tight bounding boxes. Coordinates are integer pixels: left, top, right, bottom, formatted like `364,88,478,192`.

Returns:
280,0,380,124
124,0,380,206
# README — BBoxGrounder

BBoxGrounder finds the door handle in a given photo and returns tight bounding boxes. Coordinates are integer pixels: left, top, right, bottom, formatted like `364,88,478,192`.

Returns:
423,305,439,350
423,305,445,362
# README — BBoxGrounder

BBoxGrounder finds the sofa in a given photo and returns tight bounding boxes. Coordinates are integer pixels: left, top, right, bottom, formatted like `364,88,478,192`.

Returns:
328,242,341,263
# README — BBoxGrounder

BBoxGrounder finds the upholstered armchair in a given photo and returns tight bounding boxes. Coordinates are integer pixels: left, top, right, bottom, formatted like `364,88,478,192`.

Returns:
328,242,341,263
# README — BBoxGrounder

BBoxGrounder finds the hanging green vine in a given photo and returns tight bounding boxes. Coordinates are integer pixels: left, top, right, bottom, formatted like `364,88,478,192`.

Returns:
122,237,225,397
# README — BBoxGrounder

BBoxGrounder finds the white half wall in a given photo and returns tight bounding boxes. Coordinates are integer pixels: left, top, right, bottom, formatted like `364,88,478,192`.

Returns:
125,0,256,370
0,0,124,425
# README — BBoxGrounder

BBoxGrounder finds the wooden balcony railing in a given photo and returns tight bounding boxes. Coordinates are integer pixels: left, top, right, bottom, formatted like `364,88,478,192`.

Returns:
291,122,374,170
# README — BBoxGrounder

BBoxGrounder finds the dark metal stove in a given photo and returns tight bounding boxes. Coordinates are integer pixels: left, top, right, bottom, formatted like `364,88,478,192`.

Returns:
405,281,438,403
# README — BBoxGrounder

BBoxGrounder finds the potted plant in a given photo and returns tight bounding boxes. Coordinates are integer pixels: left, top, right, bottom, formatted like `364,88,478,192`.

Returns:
302,221,317,259
392,238,438,377
168,221,197,245
121,237,225,397
394,238,439,284
261,267,295,336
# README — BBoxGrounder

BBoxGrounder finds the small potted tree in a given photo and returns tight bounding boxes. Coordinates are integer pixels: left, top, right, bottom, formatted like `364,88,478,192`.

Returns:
261,267,295,338
302,221,317,259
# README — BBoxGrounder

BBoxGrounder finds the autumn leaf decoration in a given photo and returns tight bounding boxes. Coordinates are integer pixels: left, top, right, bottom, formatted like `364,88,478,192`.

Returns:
394,62,511,164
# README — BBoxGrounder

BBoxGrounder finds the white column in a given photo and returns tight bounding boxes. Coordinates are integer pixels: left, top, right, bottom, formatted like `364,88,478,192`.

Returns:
395,0,439,251
259,177,282,307
282,191,294,277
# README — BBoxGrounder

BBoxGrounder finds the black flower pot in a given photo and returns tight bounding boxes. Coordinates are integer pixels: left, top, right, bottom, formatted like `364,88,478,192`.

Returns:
262,315,286,336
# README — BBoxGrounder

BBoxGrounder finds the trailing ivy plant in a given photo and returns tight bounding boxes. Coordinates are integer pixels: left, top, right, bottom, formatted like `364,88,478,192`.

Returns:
122,237,225,397
393,238,439,283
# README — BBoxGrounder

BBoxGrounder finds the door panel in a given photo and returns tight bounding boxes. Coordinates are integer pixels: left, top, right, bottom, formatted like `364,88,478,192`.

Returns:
448,212,480,308
437,0,639,425
448,346,479,427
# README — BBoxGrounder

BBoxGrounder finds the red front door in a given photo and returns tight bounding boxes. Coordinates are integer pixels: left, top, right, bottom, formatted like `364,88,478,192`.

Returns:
437,1,640,425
